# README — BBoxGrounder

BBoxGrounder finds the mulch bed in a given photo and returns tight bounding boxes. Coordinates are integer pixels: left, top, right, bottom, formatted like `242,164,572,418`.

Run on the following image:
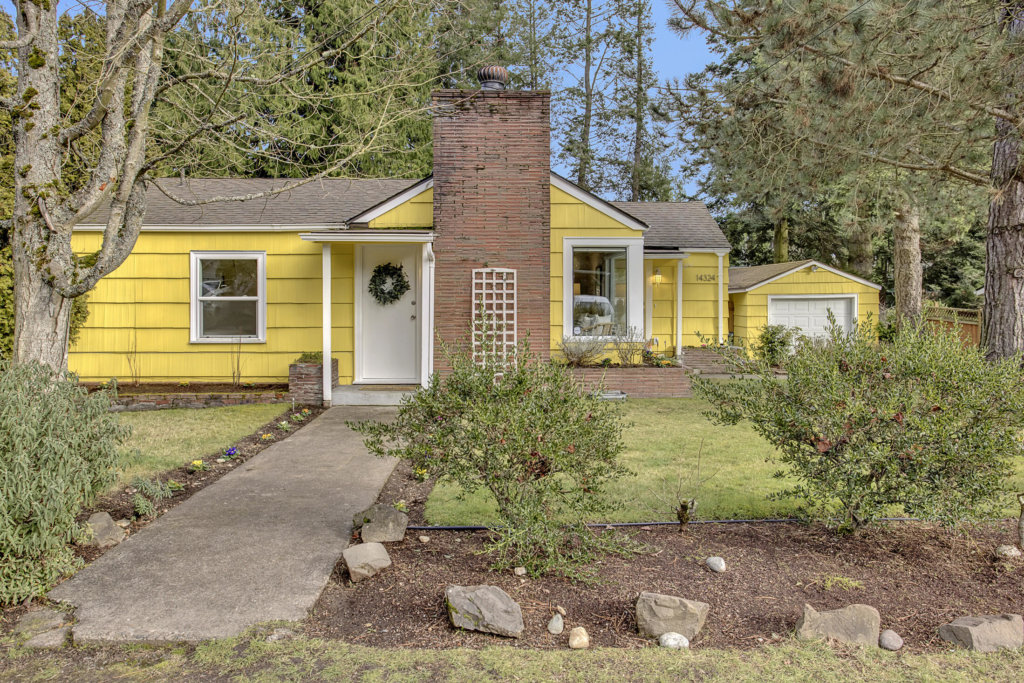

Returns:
306,463,1024,652
73,404,325,564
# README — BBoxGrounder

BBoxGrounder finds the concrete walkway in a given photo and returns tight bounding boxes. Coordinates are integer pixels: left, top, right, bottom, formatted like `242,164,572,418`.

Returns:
50,406,397,643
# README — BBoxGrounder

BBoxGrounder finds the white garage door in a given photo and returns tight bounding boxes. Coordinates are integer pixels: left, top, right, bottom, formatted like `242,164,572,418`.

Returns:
768,297,854,339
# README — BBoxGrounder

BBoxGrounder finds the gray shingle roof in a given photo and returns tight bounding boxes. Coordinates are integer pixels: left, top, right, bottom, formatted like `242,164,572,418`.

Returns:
609,201,731,251
80,177,422,226
728,260,815,292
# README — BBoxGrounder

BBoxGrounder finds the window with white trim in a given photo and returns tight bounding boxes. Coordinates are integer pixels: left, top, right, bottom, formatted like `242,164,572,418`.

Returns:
562,238,644,339
190,251,266,342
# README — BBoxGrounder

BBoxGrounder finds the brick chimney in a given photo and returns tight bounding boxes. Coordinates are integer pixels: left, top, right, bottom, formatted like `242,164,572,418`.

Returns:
431,67,551,369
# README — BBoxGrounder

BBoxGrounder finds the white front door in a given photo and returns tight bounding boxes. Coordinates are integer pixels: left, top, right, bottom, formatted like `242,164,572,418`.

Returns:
768,296,854,339
356,244,420,383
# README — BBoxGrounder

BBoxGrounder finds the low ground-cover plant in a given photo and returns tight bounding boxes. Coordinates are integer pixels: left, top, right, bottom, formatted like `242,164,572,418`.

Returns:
353,335,634,579
694,318,1024,532
0,361,130,603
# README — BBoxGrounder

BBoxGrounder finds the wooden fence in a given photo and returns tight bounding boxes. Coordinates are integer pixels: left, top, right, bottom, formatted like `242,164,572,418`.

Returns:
925,305,981,347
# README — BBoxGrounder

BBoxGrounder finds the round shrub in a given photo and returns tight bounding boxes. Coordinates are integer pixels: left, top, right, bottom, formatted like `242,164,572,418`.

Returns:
0,362,129,604
695,319,1024,531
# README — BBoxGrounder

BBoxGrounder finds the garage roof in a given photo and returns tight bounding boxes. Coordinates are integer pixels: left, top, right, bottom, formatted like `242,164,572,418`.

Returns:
729,260,881,293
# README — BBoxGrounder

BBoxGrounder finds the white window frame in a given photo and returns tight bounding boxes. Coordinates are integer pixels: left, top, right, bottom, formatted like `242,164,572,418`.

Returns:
562,237,644,340
189,250,267,343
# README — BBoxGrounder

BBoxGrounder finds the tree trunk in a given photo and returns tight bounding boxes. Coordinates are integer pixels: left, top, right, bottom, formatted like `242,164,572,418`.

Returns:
576,0,594,190
773,218,789,263
983,4,1024,359
11,3,68,371
629,4,643,202
893,201,923,321
846,222,874,278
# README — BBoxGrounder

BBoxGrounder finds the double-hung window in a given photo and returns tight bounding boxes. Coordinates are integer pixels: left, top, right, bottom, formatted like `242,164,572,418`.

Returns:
563,237,643,338
190,251,266,343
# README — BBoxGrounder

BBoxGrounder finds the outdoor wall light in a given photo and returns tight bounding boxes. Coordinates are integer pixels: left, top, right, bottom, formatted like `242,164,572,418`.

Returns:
653,268,663,285
810,264,819,272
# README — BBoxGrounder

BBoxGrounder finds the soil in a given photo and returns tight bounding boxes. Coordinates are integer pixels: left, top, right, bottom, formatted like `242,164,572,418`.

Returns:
306,464,1024,652
82,382,289,395
73,404,324,564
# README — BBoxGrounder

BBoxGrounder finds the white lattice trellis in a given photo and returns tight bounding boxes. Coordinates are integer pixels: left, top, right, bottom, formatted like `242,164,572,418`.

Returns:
472,268,517,366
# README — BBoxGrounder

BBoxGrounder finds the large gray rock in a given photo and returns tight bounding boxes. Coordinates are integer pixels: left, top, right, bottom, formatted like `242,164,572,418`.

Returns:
23,625,71,649
353,504,408,543
635,592,710,640
938,614,1024,653
795,603,880,647
342,542,391,582
879,629,904,651
445,585,524,638
85,512,125,548
14,609,69,637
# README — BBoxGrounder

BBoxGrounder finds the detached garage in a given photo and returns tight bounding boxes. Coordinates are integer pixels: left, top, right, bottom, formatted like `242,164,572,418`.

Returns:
729,260,881,346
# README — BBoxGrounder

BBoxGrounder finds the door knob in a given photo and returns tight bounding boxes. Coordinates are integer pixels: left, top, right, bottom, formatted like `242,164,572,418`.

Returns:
411,314,417,320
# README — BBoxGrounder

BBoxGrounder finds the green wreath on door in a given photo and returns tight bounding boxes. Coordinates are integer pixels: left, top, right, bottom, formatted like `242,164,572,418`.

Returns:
368,262,410,305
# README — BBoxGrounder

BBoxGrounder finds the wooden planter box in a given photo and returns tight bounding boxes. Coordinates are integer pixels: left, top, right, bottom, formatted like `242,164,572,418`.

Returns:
570,366,691,398
288,359,339,406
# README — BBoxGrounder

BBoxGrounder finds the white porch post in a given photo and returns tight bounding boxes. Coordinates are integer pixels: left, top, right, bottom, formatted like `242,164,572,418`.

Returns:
421,242,435,388
717,252,724,345
675,258,683,358
322,242,332,406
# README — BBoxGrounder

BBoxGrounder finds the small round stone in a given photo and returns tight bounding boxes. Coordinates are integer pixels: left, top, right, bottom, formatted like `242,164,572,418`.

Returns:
418,535,430,544
555,605,567,617
705,556,726,573
568,626,589,649
658,632,689,649
513,566,527,576
879,629,904,651
547,613,564,635
994,544,1022,559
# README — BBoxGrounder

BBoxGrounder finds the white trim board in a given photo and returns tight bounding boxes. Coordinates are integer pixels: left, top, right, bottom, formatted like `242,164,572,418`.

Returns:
77,224,342,232
550,174,648,233
730,260,881,293
300,231,434,243
346,177,433,225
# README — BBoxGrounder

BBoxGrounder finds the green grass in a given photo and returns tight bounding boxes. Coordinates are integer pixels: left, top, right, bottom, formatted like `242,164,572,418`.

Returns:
2,630,1023,682
425,397,1024,526
114,404,287,489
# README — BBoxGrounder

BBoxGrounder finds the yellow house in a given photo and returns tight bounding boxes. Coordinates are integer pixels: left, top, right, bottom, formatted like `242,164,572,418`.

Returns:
67,70,880,404
729,259,881,346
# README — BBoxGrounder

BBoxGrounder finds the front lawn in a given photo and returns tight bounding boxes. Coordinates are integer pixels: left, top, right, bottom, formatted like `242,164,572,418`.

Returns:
425,397,795,525
425,397,1024,525
114,404,288,489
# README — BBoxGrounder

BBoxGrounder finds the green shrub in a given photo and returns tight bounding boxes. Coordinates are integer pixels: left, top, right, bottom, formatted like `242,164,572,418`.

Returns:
353,336,634,579
753,324,797,367
694,318,1024,532
0,361,130,604
294,351,323,363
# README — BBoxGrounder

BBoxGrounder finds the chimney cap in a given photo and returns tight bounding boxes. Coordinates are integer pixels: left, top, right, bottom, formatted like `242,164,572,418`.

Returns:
477,66,509,91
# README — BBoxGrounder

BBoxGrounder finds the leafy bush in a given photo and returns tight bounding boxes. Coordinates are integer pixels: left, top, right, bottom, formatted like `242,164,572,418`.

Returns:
353,337,634,579
294,351,323,363
694,319,1024,532
753,324,797,367
0,362,130,604
557,335,607,367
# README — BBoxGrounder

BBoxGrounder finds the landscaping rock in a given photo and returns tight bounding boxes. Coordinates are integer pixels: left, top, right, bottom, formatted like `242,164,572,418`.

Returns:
705,557,726,573
266,628,297,642
658,632,690,649
445,585,524,638
795,603,880,647
353,504,409,543
879,629,904,651
635,592,710,640
85,512,125,548
555,605,567,617
547,613,564,635
418,535,430,544
23,625,71,649
938,614,1024,653
568,626,589,649
513,566,527,577
994,544,1022,560
114,519,130,529
342,542,392,582
14,609,69,637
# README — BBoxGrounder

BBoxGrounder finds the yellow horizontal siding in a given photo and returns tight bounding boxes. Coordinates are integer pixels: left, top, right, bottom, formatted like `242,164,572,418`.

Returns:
368,187,433,228
730,267,880,346
68,232,359,384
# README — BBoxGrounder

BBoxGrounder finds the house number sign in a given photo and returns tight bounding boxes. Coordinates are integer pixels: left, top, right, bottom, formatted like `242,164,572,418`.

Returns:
696,273,717,282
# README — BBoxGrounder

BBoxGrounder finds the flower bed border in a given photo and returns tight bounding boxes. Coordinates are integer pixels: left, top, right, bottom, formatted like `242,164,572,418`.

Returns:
571,365,692,398
110,391,290,412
